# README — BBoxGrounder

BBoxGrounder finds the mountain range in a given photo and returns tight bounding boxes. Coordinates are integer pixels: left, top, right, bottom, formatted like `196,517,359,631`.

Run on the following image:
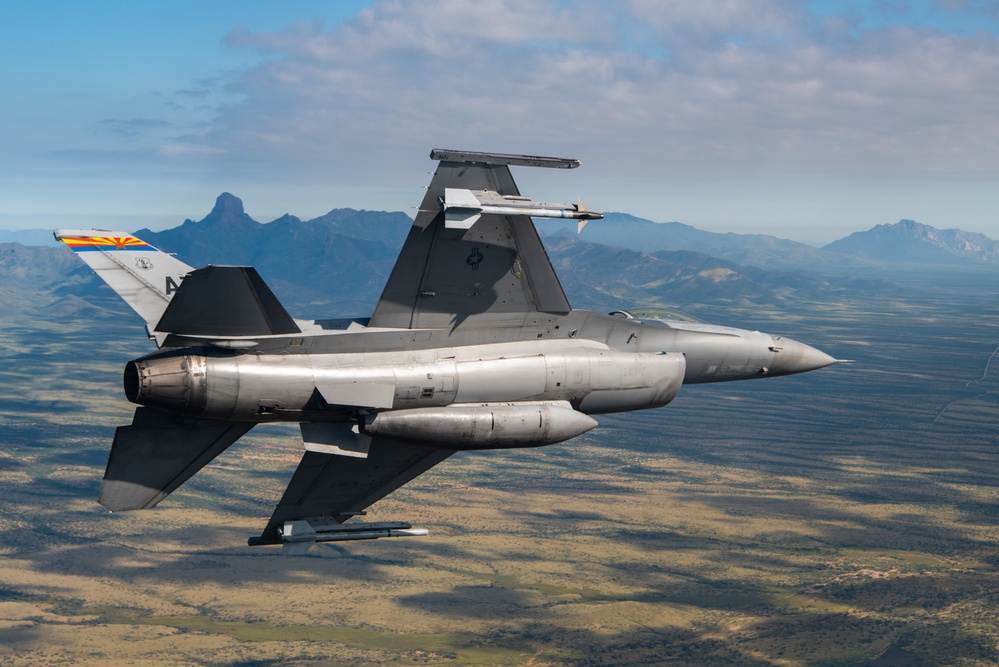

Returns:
543,213,845,269
7,200,994,269
543,213,999,269
3,193,994,323
133,193,413,315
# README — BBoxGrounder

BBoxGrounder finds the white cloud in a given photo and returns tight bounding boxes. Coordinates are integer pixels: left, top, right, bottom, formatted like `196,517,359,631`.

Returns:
9,0,999,237
164,0,997,184
42,0,973,237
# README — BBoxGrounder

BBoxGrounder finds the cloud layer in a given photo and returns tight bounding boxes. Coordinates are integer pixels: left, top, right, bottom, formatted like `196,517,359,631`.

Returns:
173,0,999,183
7,0,998,236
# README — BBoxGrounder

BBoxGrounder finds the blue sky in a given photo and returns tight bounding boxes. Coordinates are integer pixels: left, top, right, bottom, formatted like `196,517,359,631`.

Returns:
2,0,998,242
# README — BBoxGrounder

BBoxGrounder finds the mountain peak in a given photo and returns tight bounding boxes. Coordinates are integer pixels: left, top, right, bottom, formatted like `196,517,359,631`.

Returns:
210,192,245,218
824,219,999,264
893,219,931,235
193,192,257,232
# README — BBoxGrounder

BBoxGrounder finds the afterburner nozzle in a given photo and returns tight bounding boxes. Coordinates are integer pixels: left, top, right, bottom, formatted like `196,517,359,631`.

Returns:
124,353,208,415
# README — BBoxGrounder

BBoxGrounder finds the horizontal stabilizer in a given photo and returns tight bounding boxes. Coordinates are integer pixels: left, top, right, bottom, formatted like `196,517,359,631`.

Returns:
100,407,254,511
155,265,300,337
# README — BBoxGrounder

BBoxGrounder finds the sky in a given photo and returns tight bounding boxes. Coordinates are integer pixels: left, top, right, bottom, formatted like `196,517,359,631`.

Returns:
2,0,998,243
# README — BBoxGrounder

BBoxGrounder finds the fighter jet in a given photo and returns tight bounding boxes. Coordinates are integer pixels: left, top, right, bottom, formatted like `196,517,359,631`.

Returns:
55,149,837,552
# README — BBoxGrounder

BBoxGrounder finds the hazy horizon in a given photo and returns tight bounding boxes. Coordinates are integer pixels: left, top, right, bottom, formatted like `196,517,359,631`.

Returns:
0,188,984,249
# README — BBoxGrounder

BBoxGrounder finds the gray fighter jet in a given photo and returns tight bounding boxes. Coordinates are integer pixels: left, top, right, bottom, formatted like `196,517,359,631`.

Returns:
56,149,837,552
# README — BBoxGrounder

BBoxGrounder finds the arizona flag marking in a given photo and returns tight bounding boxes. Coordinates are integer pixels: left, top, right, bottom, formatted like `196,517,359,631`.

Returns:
61,235,155,252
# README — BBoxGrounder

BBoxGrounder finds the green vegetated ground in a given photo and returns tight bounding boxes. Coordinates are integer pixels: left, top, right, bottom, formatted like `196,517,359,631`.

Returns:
0,266,997,666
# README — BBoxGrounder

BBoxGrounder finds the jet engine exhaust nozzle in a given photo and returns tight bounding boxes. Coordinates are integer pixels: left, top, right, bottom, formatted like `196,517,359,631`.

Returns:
123,354,209,416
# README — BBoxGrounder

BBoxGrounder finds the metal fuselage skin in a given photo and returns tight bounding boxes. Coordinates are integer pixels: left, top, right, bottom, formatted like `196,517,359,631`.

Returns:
126,309,833,426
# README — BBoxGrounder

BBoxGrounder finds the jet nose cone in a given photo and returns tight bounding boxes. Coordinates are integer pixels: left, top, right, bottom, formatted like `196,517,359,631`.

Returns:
769,337,838,376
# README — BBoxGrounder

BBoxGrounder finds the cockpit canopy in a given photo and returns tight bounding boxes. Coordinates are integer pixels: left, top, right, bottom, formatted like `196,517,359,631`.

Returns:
610,308,704,327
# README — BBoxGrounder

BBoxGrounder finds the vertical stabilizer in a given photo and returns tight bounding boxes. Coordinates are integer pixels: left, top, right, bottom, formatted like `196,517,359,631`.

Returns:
55,230,193,333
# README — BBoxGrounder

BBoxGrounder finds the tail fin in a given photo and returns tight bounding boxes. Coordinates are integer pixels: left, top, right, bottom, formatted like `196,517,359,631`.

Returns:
54,230,193,333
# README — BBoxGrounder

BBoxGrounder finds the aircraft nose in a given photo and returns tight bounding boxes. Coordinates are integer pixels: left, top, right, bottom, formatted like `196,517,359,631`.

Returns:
769,337,838,376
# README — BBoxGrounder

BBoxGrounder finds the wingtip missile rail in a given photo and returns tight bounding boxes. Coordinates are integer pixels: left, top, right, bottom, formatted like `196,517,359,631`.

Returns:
429,148,580,169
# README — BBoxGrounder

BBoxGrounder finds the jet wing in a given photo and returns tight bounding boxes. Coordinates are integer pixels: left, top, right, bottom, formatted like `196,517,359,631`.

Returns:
369,150,573,329
250,436,455,546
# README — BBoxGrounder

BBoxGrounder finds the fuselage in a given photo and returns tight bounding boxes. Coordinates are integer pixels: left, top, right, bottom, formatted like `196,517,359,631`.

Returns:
127,309,835,426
